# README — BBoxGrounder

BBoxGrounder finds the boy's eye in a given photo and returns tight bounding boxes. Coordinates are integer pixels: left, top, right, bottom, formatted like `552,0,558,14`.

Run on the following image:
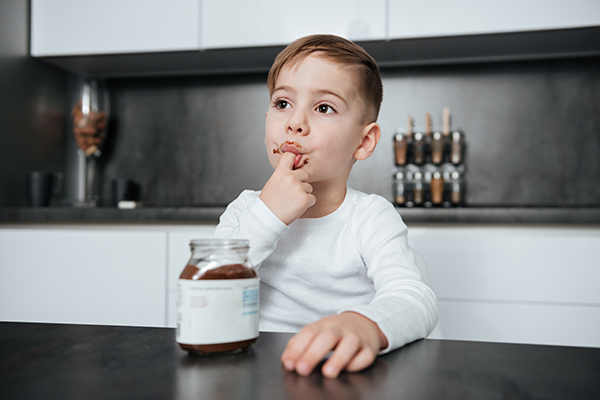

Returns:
275,100,290,109
317,104,335,114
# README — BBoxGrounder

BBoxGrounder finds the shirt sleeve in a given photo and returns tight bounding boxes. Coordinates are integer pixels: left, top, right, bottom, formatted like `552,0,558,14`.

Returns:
340,196,439,353
213,190,289,269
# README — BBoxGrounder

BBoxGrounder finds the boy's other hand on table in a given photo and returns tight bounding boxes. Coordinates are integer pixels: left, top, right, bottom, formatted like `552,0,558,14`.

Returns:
259,151,316,225
280,312,388,379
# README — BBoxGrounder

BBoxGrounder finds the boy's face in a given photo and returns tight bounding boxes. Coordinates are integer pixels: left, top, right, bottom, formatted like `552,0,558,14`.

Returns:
265,54,370,185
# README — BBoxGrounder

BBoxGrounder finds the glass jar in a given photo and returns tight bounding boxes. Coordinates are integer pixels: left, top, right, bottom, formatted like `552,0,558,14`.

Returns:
176,239,259,355
71,79,109,207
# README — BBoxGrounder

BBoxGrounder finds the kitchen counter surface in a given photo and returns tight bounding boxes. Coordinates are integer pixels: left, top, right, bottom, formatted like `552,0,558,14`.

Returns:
1,206,600,225
1,322,599,400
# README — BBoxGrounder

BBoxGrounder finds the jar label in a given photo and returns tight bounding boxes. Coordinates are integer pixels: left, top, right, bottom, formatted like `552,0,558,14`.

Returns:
176,278,259,345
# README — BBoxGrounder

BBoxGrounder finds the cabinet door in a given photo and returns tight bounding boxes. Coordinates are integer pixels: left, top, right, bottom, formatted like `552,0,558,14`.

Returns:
31,0,200,56
389,0,600,39
202,0,386,49
0,228,167,327
166,226,217,327
407,226,600,348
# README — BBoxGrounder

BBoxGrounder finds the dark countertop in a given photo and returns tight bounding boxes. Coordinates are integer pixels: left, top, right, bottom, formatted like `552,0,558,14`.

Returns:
1,206,600,225
1,322,599,400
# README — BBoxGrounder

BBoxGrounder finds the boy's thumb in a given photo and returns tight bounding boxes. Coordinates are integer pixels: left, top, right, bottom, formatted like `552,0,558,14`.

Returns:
278,151,297,170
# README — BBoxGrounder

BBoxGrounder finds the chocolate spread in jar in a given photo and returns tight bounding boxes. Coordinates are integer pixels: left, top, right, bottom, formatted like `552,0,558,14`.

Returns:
177,263,258,355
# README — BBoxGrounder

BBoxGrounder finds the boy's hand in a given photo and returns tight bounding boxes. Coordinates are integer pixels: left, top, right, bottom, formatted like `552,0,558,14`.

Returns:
280,312,389,379
259,152,316,225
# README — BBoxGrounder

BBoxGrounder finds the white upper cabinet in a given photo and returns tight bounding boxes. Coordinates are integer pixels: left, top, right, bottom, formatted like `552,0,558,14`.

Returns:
389,0,600,39
201,0,386,49
30,1,599,64
30,0,200,56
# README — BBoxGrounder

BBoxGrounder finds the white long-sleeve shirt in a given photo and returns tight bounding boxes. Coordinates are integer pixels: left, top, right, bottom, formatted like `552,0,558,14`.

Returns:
214,187,438,352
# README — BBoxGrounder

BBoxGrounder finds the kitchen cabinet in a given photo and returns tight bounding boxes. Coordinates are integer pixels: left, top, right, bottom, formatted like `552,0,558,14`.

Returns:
0,227,167,327
1,224,598,348
165,226,217,327
388,0,600,39
201,0,386,49
30,1,600,77
30,0,200,56
30,0,386,56
408,226,600,348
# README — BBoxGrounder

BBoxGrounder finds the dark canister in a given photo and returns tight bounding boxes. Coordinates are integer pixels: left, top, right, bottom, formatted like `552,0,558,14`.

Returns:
26,171,63,207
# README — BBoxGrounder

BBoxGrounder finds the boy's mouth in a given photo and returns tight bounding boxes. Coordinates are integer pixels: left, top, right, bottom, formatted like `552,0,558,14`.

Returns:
274,142,307,169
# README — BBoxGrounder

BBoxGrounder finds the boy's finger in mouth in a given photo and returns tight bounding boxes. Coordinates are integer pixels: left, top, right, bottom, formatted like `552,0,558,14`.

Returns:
276,142,308,170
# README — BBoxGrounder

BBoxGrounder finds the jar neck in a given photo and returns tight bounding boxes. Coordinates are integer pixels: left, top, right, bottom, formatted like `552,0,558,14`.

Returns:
191,247,248,260
189,239,249,261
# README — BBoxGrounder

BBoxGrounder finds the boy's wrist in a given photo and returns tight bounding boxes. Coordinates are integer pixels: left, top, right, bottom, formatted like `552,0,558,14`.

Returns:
341,311,389,350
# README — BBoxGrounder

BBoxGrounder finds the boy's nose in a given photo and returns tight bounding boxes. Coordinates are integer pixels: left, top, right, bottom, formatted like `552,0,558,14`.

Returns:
287,111,309,136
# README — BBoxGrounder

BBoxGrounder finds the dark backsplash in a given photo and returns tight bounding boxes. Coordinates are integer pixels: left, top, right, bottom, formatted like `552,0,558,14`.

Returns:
90,56,600,207
0,0,68,207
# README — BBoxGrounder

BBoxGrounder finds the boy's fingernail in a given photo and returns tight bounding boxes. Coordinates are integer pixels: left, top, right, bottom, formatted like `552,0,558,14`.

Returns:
297,361,310,375
323,365,338,378
283,359,294,370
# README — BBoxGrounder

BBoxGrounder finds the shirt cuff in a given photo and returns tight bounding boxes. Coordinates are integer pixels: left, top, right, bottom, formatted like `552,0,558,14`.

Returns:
337,307,394,354
238,196,288,267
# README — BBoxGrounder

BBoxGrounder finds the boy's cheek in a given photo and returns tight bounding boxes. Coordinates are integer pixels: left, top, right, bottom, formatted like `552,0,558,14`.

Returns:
265,147,280,170
264,135,283,169
269,155,280,170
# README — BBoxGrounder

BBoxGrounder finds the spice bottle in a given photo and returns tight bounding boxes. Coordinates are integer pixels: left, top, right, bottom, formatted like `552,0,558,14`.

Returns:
423,171,433,208
177,239,259,355
412,132,425,165
451,131,464,164
393,171,406,206
430,171,444,206
413,171,424,206
394,132,409,166
404,171,415,207
431,132,444,165
450,171,464,205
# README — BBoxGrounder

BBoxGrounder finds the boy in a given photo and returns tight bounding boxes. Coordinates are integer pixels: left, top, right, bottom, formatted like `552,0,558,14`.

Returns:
215,34,438,378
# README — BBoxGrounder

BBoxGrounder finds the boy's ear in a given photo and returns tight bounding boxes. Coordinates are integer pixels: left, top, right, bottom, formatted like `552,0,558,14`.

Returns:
354,122,381,161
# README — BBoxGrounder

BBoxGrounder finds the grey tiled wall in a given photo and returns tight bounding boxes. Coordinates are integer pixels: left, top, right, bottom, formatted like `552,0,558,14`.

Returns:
88,57,600,207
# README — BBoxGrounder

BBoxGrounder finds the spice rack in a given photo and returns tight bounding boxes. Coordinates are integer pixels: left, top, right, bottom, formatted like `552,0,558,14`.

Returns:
393,108,466,208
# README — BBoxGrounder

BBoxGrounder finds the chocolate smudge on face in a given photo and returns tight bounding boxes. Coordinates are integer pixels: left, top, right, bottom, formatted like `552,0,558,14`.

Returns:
284,141,302,149
273,148,281,155
279,141,303,153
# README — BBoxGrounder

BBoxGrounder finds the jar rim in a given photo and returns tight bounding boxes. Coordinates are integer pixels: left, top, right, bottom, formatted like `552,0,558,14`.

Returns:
189,238,249,249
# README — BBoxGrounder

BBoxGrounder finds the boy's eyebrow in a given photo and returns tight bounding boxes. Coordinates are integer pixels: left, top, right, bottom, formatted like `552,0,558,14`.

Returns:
273,85,347,105
272,85,295,94
314,89,347,105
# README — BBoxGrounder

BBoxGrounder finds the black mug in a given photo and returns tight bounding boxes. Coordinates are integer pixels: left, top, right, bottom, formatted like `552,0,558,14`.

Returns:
111,179,140,206
26,171,63,207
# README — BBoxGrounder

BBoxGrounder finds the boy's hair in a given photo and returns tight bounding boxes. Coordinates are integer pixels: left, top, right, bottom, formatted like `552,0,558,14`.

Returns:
267,34,383,124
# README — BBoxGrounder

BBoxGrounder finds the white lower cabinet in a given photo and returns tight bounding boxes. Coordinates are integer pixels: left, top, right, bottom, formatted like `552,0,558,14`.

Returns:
2,224,599,348
0,227,167,327
166,226,217,328
408,226,600,348
437,301,600,348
